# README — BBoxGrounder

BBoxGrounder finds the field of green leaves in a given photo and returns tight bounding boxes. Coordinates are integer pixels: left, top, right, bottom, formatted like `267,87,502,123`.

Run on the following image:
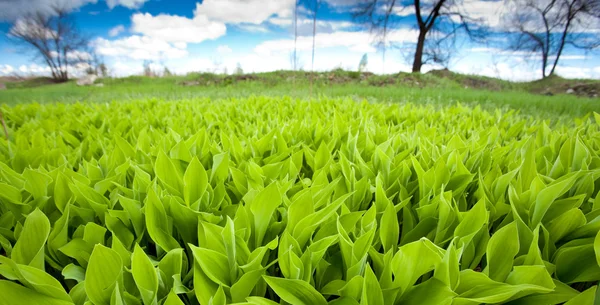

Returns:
0,97,599,305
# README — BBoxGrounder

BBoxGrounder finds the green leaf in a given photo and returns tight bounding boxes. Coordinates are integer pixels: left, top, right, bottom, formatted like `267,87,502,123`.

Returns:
210,152,230,183
210,285,227,305
62,263,85,282
145,188,180,251
246,297,279,305
380,201,399,254
455,269,553,303
12,209,50,270
23,168,52,199
399,278,456,305
485,221,519,282
183,156,208,206
249,182,282,248
391,238,444,294
164,290,185,305
0,280,74,305
231,269,265,302
263,276,327,305
0,256,72,302
53,172,72,213
85,244,123,305
360,265,384,305
530,173,579,227
564,286,597,305
155,151,183,195
595,230,600,266
190,245,232,286
131,244,158,305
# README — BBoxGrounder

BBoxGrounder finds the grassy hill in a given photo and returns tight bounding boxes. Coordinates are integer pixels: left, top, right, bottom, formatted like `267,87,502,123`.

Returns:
0,69,598,116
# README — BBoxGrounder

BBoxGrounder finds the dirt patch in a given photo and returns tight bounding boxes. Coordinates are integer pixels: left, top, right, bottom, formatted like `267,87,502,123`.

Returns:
179,80,200,86
0,76,23,83
179,73,263,87
462,77,502,91
428,68,503,91
231,74,258,82
428,68,454,79
530,79,600,98
569,83,600,98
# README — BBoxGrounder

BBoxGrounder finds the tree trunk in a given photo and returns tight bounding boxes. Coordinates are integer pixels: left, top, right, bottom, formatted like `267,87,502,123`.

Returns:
541,51,548,78
412,30,427,73
548,2,575,77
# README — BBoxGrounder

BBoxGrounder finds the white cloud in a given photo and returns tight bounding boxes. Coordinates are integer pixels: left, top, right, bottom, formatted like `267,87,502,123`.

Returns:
217,45,233,54
173,42,187,49
49,50,92,61
391,6,413,17
106,0,148,9
268,17,355,35
109,25,126,37
0,0,96,21
18,64,52,75
194,0,295,24
111,61,140,76
268,17,292,26
130,12,227,44
0,65,14,75
10,18,57,39
235,24,270,33
555,66,600,79
254,29,419,55
323,0,362,9
94,35,188,60
349,44,377,53
450,0,506,28
470,47,590,61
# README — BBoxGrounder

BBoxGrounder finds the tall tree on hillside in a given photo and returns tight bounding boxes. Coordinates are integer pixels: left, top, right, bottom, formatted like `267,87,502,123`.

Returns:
8,6,90,82
353,0,487,73
503,0,600,78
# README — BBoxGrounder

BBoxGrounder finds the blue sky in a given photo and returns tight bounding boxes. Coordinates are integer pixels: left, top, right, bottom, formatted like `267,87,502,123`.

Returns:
0,0,599,81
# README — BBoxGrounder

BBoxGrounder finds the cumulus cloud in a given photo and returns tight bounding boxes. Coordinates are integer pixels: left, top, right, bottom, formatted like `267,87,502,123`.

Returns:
0,0,96,21
130,12,227,44
268,17,355,35
217,45,233,54
0,65,15,75
254,29,419,55
194,0,295,24
234,24,270,33
49,50,93,61
106,0,149,9
109,25,126,37
94,35,188,60
456,0,505,28
18,64,52,75
470,47,590,61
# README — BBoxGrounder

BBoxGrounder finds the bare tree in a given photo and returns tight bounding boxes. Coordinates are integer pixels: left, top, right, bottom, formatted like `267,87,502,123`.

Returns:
503,0,600,78
353,0,487,73
8,6,90,82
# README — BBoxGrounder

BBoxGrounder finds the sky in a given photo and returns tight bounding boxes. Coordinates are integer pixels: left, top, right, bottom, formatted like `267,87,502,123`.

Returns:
0,0,599,81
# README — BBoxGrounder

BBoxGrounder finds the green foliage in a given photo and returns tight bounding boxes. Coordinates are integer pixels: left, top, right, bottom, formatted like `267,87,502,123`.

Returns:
0,97,599,305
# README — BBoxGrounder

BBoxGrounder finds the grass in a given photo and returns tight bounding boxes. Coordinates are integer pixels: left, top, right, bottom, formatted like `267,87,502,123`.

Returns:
0,70,598,117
